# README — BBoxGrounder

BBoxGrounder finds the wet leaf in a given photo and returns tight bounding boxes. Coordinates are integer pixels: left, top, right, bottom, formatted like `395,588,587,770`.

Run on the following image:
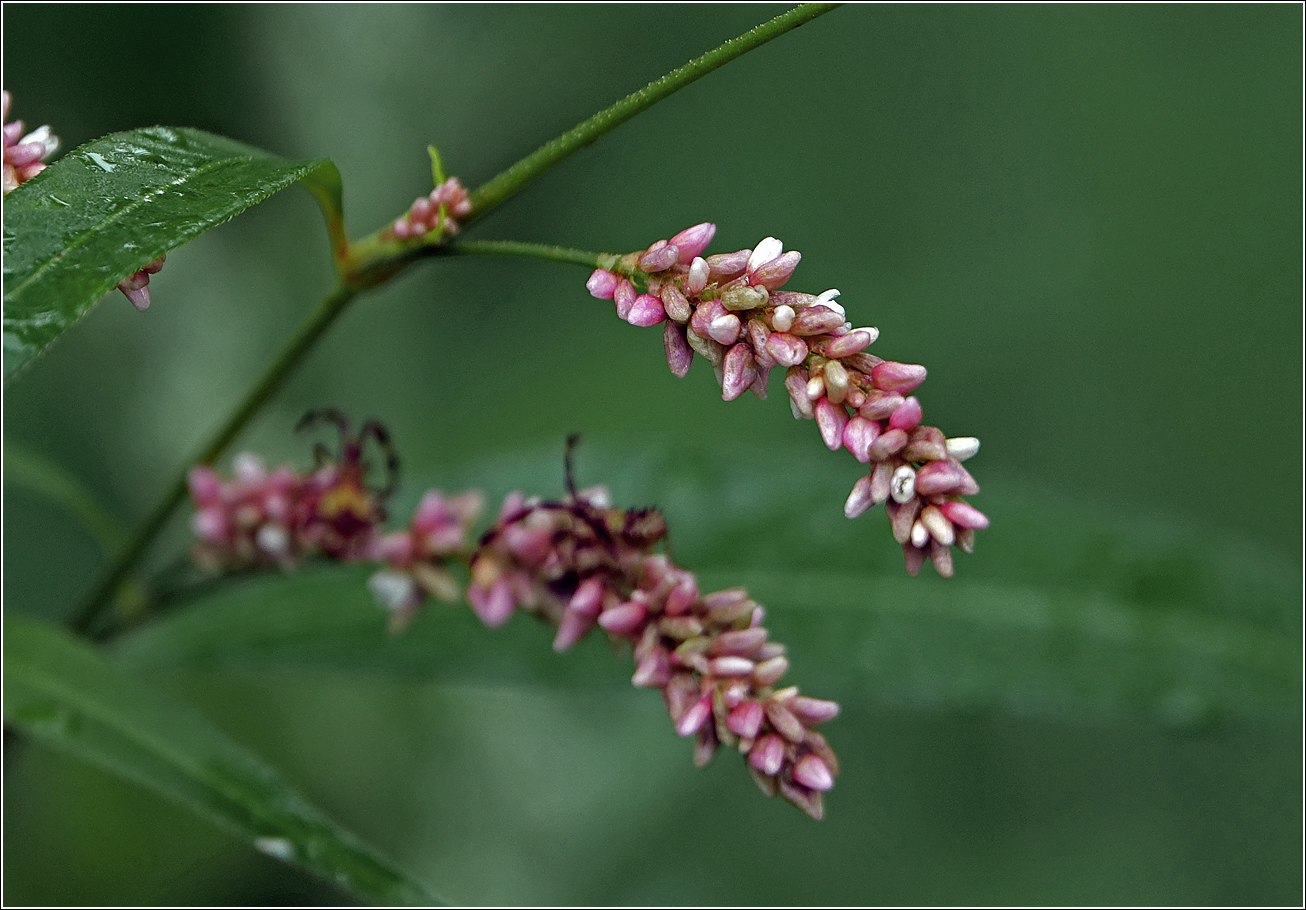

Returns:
3,614,440,905
2,127,339,380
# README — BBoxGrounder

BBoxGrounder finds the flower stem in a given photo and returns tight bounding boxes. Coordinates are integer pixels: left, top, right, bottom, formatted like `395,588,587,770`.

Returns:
70,281,359,638
432,240,611,271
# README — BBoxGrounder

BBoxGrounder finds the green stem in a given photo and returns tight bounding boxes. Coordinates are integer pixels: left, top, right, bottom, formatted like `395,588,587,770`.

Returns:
70,282,359,638
432,240,610,271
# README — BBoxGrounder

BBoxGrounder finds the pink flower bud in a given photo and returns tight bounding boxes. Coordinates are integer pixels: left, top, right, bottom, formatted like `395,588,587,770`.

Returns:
670,222,717,262
823,328,876,359
790,305,846,336
709,656,756,677
598,600,647,636
631,647,672,688
553,608,595,652
869,460,894,504
888,396,923,431
815,397,850,451
859,390,904,420
939,500,989,530
749,250,801,289
765,332,808,367
844,475,875,519
586,269,619,299
676,695,713,737
748,733,786,775
868,427,908,460
638,240,680,273
871,361,928,394
685,256,710,296
788,696,841,726
904,426,948,462
707,311,742,345
920,504,955,546
727,700,765,739
785,367,814,419
721,343,757,401
706,249,751,279
842,416,881,463
930,539,955,578
627,293,667,327
914,460,973,496
764,699,807,742
664,321,694,378
793,754,834,791
613,279,636,320
660,282,692,323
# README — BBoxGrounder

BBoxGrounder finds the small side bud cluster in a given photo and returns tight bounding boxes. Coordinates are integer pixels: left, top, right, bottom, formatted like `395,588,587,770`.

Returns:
587,224,987,575
467,483,840,819
390,176,472,240
117,255,166,311
2,90,59,195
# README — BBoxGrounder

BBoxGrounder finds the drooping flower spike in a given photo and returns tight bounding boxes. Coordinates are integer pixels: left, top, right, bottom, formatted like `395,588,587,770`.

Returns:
587,224,988,577
465,440,840,819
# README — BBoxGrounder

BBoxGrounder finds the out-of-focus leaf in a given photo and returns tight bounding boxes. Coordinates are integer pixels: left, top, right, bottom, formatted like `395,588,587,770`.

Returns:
2,127,336,380
3,443,126,552
3,614,441,906
114,442,1300,731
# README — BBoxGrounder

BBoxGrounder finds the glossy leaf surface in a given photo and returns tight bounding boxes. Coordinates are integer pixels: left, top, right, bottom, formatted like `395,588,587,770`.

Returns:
2,127,338,380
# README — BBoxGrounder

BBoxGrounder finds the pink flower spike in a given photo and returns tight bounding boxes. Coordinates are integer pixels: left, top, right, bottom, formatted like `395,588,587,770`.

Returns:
586,269,619,299
793,754,835,791
748,733,786,776
627,293,667,327
676,695,714,737
721,343,757,401
727,700,765,739
842,416,881,463
939,500,990,530
670,222,717,262
815,397,849,451
888,396,923,431
871,361,928,394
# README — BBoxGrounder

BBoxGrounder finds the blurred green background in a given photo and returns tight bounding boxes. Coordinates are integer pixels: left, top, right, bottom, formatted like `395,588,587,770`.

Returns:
3,3,1301,905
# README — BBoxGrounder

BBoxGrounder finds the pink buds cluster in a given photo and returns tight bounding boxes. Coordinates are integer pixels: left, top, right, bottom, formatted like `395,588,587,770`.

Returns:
390,176,473,240
466,484,841,819
2,90,59,195
117,255,166,311
586,223,988,576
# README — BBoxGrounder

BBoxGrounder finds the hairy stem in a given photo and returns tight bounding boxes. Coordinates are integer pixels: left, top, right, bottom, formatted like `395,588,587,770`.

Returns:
431,240,610,270
70,282,359,638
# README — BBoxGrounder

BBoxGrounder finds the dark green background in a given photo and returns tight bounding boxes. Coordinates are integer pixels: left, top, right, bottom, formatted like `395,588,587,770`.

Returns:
3,4,1301,905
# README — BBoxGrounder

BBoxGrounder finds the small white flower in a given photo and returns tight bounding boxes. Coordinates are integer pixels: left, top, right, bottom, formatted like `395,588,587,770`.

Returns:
747,236,784,273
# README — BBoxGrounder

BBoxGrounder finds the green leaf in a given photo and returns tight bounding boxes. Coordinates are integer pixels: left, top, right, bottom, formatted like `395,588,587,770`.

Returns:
2,127,336,380
3,442,126,553
3,614,441,905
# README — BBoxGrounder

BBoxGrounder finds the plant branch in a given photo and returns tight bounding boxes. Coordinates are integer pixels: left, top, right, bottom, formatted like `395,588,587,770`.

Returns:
430,240,612,271
70,281,360,639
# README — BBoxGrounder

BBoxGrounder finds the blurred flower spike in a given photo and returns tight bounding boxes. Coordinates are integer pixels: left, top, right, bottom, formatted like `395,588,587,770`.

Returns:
390,176,473,240
587,223,988,576
2,89,59,194
465,445,840,819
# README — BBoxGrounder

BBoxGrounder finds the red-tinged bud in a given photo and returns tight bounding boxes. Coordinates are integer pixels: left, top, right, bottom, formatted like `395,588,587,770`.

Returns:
469,577,516,628
586,268,619,299
711,627,770,656
823,328,875,359
888,396,923,431
676,695,713,737
750,250,801,289
614,279,636,320
721,343,757,401
815,397,849,451
790,305,846,336
869,460,894,504
567,576,606,618
859,390,904,420
871,361,927,394
553,608,595,652
793,753,835,791
780,778,825,821
888,497,922,545
766,332,808,367
902,541,926,576
869,427,909,461
748,733,786,776
914,460,979,496
670,222,716,262
939,500,989,530
631,647,672,688
664,321,695,378
842,416,881,463
785,366,814,419
694,725,719,768
788,696,841,726
598,599,647,636
627,293,666,327
638,240,680,273
661,282,692,323
904,426,948,462
844,475,875,519
706,249,751,279
727,700,765,739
